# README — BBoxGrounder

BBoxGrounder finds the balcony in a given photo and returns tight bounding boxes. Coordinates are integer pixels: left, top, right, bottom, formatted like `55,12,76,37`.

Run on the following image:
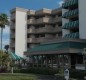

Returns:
27,38,38,43
62,0,78,9
10,25,15,29
36,17,52,24
37,37,52,43
27,10,35,16
54,27,62,32
27,28,36,33
52,8,62,15
54,17,62,23
64,32,79,38
63,20,79,29
35,9,51,15
27,19,36,25
10,43,15,48
62,9,78,19
10,33,15,39
10,13,15,20
36,27,53,33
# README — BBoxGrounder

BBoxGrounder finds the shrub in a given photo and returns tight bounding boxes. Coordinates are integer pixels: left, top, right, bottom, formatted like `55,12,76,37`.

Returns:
70,69,86,79
14,67,59,75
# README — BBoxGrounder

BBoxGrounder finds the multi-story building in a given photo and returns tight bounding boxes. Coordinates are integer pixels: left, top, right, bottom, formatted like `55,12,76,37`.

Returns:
26,0,86,70
10,0,86,69
10,7,62,57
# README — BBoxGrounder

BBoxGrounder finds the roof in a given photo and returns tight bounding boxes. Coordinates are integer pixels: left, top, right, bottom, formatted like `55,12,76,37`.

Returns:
27,39,86,55
8,52,24,60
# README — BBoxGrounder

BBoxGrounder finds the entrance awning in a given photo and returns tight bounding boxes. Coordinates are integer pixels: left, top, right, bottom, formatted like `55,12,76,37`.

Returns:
8,52,24,60
27,39,86,55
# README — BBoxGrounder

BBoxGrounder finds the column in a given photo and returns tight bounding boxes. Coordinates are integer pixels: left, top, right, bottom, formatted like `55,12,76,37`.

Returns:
32,56,34,67
37,55,39,67
56,55,58,68
46,55,48,67
51,55,53,68
41,55,43,67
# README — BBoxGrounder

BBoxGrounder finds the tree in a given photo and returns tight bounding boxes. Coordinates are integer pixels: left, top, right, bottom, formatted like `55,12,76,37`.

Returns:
0,13,9,66
4,45,9,53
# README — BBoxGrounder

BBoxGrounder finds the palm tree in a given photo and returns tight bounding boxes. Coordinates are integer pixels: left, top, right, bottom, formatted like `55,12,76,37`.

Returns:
4,45,9,53
0,13,9,66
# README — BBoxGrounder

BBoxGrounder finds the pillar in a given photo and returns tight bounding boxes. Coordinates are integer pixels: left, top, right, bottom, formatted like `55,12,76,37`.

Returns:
51,55,53,68
37,55,39,67
41,55,43,67
56,55,58,68
32,56,34,67
46,55,48,67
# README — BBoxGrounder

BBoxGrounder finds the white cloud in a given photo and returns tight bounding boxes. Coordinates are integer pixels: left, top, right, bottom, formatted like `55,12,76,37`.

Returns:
58,1,64,7
3,26,10,34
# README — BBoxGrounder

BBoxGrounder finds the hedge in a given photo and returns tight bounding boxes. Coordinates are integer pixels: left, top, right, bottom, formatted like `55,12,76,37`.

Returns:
14,67,59,75
70,69,86,79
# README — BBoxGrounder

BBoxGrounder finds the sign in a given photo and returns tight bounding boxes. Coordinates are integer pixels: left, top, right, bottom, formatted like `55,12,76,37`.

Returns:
64,69,69,80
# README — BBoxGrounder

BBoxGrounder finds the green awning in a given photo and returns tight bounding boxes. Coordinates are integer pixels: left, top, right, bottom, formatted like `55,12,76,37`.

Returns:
8,52,24,60
64,32,79,38
62,0,78,8
63,20,79,29
28,41,86,53
62,9,78,18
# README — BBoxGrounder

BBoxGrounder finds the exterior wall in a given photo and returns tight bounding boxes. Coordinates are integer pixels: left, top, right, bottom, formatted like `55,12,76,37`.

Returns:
79,0,86,39
15,10,27,57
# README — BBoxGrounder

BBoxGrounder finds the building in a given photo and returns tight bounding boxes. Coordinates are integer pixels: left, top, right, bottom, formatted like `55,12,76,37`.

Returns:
25,0,86,70
10,0,86,69
10,7,62,57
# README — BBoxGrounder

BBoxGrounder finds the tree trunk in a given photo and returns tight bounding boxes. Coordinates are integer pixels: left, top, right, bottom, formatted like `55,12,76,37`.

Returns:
0,28,3,67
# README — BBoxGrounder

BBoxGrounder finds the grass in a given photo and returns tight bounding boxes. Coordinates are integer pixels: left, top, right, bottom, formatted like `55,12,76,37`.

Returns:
0,73,37,80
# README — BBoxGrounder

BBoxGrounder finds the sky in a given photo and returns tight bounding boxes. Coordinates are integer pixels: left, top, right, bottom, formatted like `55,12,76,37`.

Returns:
0,0,63,49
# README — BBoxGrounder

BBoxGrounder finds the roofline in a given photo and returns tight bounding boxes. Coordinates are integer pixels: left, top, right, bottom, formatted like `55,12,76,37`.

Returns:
10,7,29,13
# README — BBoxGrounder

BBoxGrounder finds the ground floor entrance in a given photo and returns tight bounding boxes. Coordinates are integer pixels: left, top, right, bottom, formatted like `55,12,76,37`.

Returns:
30,54,83,69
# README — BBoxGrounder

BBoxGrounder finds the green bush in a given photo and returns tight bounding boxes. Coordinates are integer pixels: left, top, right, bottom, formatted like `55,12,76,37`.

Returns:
14,67,59,75
70,69,86,79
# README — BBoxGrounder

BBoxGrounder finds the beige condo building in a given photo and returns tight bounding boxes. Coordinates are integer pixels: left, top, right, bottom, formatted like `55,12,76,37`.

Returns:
10,7,62,57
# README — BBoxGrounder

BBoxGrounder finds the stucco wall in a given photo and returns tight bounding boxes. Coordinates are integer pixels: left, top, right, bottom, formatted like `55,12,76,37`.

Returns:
15,10,27,57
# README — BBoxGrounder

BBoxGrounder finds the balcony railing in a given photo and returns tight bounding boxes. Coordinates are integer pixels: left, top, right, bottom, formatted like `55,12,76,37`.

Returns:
63,20,79,29
54,27,62,32
36,17,52,24
62,9,78,18
27,19,36,24
27,38,38,43
62,0,78,9
36,27,53,33
27,28,36,33
64,32,79,38
35,9,51,15
37,37,52,43
54,17,62,23
10,13,15,20
10,33,15,38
